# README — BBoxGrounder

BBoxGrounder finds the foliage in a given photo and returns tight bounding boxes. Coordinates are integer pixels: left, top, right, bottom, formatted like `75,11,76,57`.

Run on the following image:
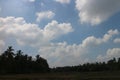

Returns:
0,46,50,74
52,57,120,72
0,46,120,74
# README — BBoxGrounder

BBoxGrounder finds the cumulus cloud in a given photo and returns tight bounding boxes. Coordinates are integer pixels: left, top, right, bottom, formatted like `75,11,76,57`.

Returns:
36,11,55,22
39,42,88,66
97,48,120,62
43,20,73,40
40,29,119,67
81,29,119,47
75,0,120,25
0,17,73,48
55,0,71,4
107,48,120,58
114,38,120,43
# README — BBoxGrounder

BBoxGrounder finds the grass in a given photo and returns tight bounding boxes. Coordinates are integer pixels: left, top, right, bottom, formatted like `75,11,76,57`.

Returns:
76,71,120,80
0,71,120,80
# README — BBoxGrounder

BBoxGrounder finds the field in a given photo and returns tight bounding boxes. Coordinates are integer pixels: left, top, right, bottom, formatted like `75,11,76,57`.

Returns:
0,71,120,80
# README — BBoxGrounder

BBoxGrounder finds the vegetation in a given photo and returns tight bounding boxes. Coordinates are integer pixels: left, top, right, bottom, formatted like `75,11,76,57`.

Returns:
0,46,120,79
0,46,120,74
0,71,120,80
52,57,120,72
0,46,49,74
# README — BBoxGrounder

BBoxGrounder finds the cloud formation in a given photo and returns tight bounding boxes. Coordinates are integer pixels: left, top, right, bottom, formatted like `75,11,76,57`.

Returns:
97,48,120,62
36,11,55,22
0,17,73,47
55,0,71,4
114,38,120,43
40,29,119,66
43,20,73,40
75,0,120,25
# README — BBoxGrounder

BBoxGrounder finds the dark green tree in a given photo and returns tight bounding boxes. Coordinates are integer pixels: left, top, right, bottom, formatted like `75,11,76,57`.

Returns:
0,46,50,74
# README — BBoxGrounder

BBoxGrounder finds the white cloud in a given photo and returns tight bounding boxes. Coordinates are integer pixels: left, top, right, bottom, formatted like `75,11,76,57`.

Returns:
107,48,120,58
81,29,119,48
39,42,88,66
43,20,73,40
55,0,71,4
0,17,73,48
40,29,119,67
114,38,120,43
75,0,120,25
36,11,55,22
97,48,120,62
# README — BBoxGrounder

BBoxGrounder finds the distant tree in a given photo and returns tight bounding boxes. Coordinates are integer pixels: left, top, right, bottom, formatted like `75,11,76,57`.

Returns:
35,55,50,72
52,57,120,72
107,58,117,70
2,46,14,59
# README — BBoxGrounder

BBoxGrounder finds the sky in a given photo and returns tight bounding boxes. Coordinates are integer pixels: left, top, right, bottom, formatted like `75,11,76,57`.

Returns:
0,0,120,67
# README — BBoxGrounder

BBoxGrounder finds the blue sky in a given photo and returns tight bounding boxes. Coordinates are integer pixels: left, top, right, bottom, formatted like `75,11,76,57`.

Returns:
0,0,120,67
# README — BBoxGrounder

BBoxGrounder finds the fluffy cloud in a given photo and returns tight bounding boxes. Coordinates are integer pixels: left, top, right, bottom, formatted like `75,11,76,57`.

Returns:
55,0,71,4
81,29,119,47
43,20,73,40
107,48,120,58
39,42,89,66
114,38,120,43
40,29,119,67
0,17,73,48
97,48,120,62
75,0,120,25
36,11,55,22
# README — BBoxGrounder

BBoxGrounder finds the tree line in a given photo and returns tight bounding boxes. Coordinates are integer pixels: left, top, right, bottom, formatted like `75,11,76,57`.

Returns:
0,46,49,74
52,57,120,72
0,46,120,74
